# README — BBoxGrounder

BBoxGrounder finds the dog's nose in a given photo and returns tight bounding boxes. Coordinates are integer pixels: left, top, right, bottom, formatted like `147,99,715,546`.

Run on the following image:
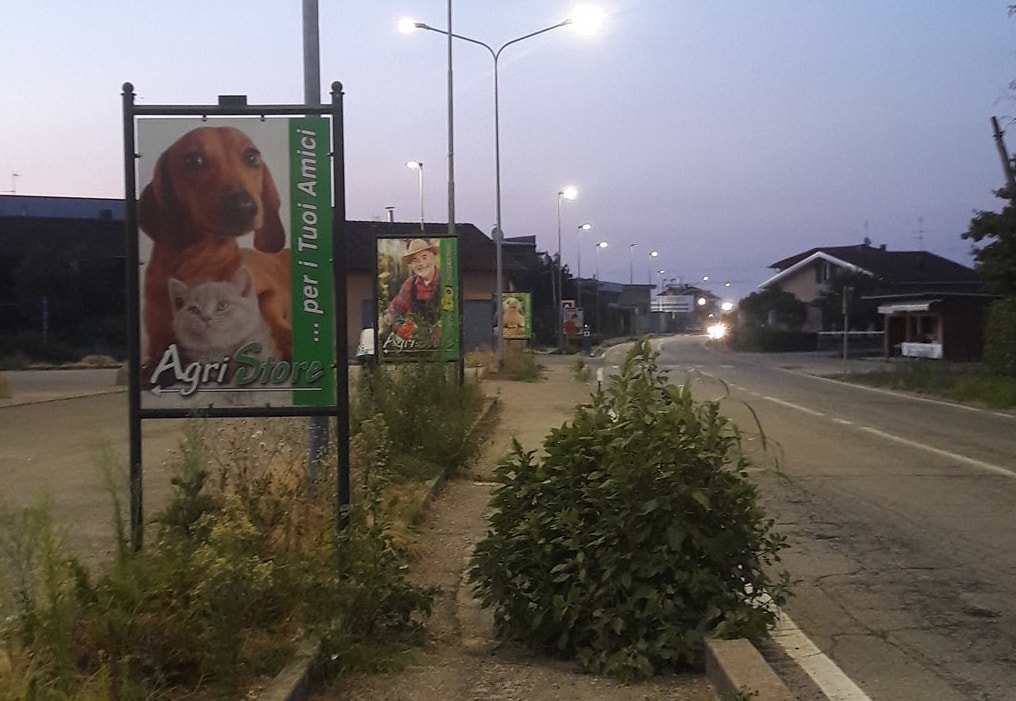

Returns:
221,189,258,234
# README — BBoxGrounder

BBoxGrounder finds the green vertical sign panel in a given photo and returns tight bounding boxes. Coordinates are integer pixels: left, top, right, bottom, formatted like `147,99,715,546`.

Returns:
439,237,460,361
289,118,334,406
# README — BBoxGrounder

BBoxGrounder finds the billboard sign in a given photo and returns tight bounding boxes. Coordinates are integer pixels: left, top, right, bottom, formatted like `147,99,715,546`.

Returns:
502,291,532,339
651,295,695,313
563,306,584,335
376,236,460,362
136,117,334,409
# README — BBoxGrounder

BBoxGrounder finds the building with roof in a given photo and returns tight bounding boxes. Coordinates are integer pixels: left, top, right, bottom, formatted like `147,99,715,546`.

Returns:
760,241,990,360
0,194,521,358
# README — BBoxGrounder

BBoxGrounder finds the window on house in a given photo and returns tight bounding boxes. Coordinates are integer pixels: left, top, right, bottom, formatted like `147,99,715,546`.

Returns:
814,260,830,283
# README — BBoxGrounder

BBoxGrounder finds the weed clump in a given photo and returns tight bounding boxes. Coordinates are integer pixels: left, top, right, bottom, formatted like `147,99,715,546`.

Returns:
469,339,789,681
0,360,488,700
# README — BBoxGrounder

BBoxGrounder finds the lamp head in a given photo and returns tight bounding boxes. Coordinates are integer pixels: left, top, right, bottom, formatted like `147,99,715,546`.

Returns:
406,160,423,170
398,18,426,34
597,241,608,249
567,4,604,35
559,185,579,200
578,222,592,231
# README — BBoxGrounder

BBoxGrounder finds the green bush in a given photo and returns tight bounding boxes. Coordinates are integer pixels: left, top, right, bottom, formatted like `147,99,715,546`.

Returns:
729,326,817,353
984,297,1016,380
0,418,439,700
469,339,789,681
351,362,485,480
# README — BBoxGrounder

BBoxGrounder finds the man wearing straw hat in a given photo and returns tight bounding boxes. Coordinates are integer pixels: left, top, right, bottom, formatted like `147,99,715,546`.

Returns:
383,238,442,339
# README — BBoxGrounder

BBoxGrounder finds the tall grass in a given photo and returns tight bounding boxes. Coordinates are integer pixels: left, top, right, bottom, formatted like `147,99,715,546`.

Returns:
0,362,488,700
844,359,1016,409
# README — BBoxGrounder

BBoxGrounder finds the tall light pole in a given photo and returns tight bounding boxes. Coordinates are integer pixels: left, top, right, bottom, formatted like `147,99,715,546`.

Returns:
595,240,608,331
648,249,658,283
401,9,601,367
406,160,425,233
557,186,578,352
628,243,638,284
576,222,591,314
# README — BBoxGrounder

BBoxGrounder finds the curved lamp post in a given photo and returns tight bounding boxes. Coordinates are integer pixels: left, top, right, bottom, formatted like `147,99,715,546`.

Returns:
406,160,424,233
401,9,601,366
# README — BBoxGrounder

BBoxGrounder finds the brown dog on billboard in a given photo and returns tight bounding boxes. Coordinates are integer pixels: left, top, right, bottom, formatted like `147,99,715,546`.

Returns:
138,126,292,378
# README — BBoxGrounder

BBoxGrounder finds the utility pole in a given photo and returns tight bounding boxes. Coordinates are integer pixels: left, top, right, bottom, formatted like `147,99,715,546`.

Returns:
991,116,1016,198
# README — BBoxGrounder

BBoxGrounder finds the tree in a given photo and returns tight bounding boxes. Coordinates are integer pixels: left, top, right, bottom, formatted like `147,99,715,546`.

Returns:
814,270,886,331
511,252,575,346
963,194,1016,297
738,288,806,330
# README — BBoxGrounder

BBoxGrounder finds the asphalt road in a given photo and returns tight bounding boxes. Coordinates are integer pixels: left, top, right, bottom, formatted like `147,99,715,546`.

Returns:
0,373,187,565
607,336,1016,701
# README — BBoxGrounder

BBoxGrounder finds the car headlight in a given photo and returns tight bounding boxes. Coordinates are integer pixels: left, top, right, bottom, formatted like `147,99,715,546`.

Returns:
706,323,727,340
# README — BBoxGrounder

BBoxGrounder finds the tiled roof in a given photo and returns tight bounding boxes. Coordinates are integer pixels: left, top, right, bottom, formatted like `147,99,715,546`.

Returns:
767,244,982,289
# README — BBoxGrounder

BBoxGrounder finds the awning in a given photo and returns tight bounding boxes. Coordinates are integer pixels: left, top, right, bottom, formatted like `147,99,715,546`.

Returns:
877,301,938,314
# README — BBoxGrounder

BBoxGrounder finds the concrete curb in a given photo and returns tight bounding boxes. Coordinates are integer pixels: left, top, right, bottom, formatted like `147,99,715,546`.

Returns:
706,637,796,701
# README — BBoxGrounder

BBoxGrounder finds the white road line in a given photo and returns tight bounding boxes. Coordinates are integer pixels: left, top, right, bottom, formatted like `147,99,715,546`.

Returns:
761,396,826,417
858,426,1015,478
772,610,874,701
755,396,1013,478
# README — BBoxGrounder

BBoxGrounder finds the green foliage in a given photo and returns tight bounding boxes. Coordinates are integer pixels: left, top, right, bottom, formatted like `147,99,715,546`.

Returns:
351,362,486,480
738,289,807,331
729,326,817,353
963,194,1016,297
469,340,789,681
0,412,442,700
984,297,1016,379
843,358,1016,408
571,355,590,381
813,270,886,331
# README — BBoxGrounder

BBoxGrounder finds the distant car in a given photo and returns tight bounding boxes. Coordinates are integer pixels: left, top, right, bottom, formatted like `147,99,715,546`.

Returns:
355,328,376,366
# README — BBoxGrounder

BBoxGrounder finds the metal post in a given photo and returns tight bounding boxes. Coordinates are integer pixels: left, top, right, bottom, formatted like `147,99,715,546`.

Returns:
332,83,351,529
122,82,143,551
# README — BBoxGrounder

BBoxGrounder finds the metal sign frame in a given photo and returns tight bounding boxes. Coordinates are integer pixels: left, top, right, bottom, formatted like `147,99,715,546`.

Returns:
121,81,348,549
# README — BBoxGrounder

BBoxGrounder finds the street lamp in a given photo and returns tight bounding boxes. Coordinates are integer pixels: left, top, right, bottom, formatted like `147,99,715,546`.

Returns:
648,249,658,283
557,186,578,353
628,243,638,284
406,160,424,233
594,240,608,332
401,9,601,367
576,222,592,312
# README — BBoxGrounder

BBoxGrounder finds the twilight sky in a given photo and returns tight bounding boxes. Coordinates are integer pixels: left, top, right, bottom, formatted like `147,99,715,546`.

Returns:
2,1,1015,302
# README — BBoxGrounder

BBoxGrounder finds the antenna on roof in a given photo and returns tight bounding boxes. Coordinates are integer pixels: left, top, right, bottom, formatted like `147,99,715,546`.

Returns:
915,216,925,252
7,172,18,194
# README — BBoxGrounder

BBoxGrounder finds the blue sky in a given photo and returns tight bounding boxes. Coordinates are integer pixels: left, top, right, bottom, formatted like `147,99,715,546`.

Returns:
3,1,1014,301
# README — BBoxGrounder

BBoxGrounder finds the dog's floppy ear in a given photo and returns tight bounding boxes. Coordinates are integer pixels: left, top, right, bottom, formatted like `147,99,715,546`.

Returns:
138,152,175,242
254,163,286,252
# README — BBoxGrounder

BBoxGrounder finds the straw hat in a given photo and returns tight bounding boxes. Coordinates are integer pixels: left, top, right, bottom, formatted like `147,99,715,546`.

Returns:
401,238,439,262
